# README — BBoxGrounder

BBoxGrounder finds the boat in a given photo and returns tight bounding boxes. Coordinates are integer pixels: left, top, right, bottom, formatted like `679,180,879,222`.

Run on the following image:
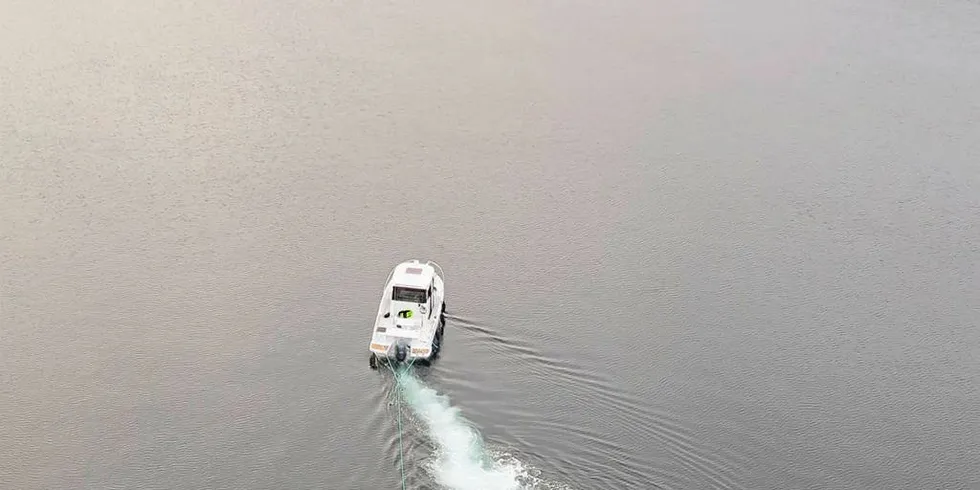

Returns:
368,259,447,368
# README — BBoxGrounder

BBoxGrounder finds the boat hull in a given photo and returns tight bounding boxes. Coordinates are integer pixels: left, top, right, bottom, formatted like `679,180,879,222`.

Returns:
368,260,446,369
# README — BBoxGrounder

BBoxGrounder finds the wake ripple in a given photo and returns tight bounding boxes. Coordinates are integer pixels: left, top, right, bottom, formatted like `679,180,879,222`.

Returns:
447,313,748,490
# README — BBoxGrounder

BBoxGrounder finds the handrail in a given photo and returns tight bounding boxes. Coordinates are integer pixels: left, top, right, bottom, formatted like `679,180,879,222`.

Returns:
376,266,397,319
381,266,396,295
426,260,445,283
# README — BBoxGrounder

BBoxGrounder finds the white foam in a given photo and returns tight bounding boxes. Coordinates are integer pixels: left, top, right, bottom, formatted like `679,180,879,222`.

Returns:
395,370,570,490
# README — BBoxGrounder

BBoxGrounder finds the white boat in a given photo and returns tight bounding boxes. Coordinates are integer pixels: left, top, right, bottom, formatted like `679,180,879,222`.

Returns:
368,259,446,368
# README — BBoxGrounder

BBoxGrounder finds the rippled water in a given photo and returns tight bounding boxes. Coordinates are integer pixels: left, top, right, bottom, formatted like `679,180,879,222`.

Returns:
3,0,980,488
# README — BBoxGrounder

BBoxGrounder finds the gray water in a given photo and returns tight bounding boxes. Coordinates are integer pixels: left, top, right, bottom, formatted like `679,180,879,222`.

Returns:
2,0,979,488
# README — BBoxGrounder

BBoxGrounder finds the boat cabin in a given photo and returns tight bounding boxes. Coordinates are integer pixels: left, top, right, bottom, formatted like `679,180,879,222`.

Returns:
386,263,439,323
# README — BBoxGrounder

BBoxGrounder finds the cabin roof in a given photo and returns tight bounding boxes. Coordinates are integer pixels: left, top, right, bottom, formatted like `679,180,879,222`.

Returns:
391,262,433,288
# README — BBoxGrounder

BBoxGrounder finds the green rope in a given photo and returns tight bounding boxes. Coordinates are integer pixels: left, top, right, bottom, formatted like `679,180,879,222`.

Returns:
384,356,417,490
395,366,407,490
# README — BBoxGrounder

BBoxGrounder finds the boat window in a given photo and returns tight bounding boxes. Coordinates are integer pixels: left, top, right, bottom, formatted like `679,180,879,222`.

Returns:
392,286,427,303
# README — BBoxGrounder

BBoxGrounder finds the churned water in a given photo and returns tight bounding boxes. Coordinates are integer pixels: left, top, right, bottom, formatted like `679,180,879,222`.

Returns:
393,367,568,489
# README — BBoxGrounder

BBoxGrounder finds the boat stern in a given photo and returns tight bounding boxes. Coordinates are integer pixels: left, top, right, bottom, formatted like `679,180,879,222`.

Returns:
369,338,434,367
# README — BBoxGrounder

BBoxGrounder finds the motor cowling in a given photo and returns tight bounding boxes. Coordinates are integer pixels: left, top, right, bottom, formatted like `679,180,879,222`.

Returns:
395,343,408,363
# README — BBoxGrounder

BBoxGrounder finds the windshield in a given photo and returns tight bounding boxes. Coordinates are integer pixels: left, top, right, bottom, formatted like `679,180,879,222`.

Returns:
392,286,427,303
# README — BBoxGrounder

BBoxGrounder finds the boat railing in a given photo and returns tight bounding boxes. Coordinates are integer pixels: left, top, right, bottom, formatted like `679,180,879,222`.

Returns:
426,260,445,283
377,266,397,310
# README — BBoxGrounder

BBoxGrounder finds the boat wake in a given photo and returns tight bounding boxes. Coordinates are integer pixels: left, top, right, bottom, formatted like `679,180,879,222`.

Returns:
393,368,569,490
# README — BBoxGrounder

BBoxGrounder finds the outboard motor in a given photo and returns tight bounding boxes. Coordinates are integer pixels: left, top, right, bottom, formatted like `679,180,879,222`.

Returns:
395,343,408,363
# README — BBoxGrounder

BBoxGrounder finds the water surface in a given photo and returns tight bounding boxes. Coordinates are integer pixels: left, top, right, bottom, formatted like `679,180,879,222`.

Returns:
2,0,979,488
